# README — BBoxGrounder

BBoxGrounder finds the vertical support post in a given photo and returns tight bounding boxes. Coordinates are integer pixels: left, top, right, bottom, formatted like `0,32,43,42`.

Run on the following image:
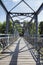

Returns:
6,13,10,46
6,13,9,34
35,13,40,65
13,21,14,34
12,21,14,36
34,13,38,48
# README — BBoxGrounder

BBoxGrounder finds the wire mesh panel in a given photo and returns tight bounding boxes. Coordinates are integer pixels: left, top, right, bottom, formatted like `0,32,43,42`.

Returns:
24,34,43,65
0,34,19,52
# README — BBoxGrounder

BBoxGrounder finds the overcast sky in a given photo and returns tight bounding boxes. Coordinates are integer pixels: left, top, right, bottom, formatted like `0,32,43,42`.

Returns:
0,0,43,23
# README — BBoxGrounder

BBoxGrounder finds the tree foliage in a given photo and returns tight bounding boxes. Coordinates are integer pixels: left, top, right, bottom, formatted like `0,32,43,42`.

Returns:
23,21,36,35
0,21,13,34
0,22,2,33
0,20,23,35
0,20,43,36
39,21,43,34
14,20,23,35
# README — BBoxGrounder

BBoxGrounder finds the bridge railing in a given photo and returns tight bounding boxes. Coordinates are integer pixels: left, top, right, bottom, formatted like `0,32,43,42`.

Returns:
0,34,19,52
24,34,43,65
24,34,43,47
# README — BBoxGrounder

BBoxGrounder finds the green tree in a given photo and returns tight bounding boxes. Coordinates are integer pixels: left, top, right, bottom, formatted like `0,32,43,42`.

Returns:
14,20,23,35
0,22,2,33
23,21,36,35
29,22,36,35
0,21,13,34
39,21,43,34
1,21,6,33
9,21,13,34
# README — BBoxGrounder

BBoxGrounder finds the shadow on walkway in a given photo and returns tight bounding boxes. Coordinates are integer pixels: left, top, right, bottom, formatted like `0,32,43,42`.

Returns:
9,38,21,65
23,38,41,65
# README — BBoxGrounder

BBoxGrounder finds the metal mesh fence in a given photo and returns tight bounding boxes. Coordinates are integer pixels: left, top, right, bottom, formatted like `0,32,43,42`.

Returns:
0,34,19,51
24,34,43,65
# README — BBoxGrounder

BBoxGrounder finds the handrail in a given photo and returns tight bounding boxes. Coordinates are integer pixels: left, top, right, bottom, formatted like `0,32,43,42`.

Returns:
24,34,43,65
0,34,19,51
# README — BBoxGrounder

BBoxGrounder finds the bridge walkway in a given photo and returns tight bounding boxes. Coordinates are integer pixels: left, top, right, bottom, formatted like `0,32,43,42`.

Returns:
0,37,36,65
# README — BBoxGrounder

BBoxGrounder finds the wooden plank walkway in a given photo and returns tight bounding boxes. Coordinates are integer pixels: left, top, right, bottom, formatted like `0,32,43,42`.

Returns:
0,37,36,65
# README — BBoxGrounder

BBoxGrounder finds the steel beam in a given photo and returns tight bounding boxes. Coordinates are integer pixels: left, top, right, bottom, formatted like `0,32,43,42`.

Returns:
34,13,38,47
6,13,10,34
9,12,34,19
11,14,33,18
9,0,22,12
23,0,35,12
36,3,43,15
9,15,14,22
9,16,15,34
35,14,38,38
34,13,41,65
29,15,34,22
9,12,34,14
6,14,14,34
9,0,35,12
0,0,8,13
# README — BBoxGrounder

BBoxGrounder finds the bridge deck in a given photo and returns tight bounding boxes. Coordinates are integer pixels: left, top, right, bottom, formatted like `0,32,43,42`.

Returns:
0,37,36,65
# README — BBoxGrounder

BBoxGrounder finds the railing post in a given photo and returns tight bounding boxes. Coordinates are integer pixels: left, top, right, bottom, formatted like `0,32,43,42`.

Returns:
8,35,9,45
34,13,38,47
6,13,9,34
34,13,41,65
6,13,10,46
12,21,15,36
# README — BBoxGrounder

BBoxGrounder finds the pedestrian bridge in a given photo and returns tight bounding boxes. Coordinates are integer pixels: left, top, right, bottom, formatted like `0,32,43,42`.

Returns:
0,0,43,65
0,34,43,65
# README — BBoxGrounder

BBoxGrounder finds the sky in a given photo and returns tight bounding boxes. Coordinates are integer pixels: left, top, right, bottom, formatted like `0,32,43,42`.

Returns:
0,0,43,23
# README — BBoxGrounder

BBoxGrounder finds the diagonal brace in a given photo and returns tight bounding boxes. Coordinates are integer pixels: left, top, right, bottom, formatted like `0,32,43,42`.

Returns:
23,0,35,12
9,0,22,12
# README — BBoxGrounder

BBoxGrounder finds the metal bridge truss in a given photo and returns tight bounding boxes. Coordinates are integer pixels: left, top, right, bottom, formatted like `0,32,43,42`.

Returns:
0,0,43,43
0,0,43,65
0,0,43,34
0,0,43,47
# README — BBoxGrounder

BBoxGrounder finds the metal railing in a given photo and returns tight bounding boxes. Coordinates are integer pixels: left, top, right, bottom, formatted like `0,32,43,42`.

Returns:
24,34,43,65
0,34,19,51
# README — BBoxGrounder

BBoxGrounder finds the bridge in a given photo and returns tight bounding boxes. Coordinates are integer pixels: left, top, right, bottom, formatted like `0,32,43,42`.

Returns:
0,34,43,65
0,0,43,65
